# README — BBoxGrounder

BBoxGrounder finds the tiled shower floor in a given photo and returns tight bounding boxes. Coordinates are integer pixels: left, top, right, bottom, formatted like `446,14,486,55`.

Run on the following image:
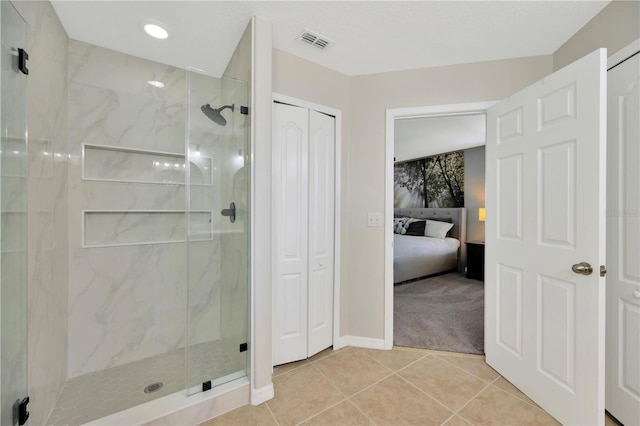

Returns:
46,341,241,425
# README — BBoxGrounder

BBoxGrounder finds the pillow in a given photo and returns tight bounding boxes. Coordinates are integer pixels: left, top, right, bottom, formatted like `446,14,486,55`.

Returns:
404,220,426,236
425,219,454,239
393,217,411,234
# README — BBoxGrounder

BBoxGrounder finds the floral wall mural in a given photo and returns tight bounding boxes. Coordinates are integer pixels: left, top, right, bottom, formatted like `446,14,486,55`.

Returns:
394,150,464,208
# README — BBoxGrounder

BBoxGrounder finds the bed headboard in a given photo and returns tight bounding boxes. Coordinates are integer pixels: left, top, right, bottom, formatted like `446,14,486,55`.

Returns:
394,207,467,273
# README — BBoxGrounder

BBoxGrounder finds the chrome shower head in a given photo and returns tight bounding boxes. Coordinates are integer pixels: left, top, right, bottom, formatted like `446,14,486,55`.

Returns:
201,103,234,126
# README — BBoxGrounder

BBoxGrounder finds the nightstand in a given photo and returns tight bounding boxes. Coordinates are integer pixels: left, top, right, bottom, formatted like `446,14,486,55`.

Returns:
465,241,485,281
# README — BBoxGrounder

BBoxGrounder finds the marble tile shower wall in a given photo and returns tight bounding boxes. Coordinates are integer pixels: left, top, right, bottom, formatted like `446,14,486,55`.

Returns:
67,40,222,378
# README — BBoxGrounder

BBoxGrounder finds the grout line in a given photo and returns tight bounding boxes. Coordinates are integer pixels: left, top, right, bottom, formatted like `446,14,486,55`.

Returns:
310,360,349,399
355,348,397,374
294,397,349,425
395,373,457,416
272,359,310,379
452,379,493,417
308,346,351,364
264,402,281,426
394,353,431,375
440,413,458,426
433,354,500,384
341,371,396,400
347,397,378,425
487,381,552,415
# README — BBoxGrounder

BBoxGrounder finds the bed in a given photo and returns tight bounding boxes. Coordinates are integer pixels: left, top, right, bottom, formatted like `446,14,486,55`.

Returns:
393,208,467,283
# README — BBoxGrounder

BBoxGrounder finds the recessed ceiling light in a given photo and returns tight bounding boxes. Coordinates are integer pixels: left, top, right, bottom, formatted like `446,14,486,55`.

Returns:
144,23,168,39
147,80,165,88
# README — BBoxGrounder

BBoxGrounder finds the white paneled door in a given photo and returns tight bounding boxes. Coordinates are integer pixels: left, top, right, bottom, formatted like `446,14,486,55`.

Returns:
606,47,640,426
273,103,309,365
308,110,336,357
485,49,607,425
272,102,335,366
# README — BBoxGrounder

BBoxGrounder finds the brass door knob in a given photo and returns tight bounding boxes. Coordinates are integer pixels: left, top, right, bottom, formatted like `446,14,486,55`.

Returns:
572,262,593,275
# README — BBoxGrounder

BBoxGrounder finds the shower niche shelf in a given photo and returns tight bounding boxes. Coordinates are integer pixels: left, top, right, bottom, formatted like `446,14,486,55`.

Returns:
82,144,212,186
82,210,214,248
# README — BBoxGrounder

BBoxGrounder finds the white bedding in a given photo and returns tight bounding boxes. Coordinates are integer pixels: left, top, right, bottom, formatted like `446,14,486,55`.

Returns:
394,234,460,283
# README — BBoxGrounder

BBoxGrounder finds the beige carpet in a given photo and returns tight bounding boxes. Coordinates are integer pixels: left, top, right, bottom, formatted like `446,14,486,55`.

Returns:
394,272,484,354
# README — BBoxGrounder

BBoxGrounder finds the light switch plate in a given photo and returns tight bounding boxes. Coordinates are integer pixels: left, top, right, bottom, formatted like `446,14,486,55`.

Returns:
367,212,383,227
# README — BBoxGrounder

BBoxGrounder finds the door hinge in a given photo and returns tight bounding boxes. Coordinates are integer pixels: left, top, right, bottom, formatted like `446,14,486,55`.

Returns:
239,342,248,352
18,396,29,425
600,265,607,277
240,106,249,115
18,48,29,75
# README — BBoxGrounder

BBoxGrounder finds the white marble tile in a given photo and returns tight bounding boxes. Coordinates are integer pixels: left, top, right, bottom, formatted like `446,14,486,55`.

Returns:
83,211,186,246
67,244,187,377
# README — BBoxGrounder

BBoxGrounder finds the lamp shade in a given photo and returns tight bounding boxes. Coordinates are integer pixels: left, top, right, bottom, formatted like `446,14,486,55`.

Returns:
478,207,486,222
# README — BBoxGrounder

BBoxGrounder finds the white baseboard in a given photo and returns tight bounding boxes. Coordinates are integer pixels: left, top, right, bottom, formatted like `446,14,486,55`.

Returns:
251,383,274,405
336,335,386,350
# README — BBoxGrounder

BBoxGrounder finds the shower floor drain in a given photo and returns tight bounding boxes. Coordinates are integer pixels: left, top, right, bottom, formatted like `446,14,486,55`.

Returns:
143,382,164,394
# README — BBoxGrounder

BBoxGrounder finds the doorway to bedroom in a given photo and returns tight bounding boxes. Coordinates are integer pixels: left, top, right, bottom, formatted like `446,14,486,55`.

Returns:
386,102,493,355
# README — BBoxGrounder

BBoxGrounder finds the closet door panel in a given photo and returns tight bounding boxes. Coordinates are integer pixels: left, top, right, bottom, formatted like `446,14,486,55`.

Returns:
308,110,335,356
273,103,309,365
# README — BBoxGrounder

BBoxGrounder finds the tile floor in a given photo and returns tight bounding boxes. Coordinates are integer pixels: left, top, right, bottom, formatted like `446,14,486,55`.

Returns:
203,346,612,426
47,340,242,425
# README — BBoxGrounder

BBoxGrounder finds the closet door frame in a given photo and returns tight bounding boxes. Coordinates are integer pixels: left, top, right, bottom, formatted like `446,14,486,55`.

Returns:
272,93,343,352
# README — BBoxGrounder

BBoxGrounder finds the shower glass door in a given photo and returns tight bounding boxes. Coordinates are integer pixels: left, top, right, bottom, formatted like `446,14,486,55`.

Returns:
186,70,249,393
1,2,29,424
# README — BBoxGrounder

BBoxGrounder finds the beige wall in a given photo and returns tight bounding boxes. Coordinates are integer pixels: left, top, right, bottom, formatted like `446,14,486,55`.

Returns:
554,0,640,70
464,146,486,242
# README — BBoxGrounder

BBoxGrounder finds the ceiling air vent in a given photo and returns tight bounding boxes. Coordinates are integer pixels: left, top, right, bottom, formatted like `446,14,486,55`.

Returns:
299,29,332,50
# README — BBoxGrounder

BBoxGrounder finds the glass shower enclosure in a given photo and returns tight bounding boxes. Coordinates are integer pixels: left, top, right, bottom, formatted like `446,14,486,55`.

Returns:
186,70,250,393
1,2,29,424
0,15,251,422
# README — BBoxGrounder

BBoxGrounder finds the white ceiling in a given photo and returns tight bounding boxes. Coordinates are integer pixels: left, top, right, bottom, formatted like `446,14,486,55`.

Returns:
395,114,486,162
49,1,610,77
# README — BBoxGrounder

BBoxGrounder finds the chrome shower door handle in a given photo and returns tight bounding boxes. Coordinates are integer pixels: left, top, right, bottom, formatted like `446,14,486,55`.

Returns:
571,262,593,275
221,202,236,223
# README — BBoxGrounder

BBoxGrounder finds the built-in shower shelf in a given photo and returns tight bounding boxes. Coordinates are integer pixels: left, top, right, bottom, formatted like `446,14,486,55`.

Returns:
82,209,214,248
82,144,212,186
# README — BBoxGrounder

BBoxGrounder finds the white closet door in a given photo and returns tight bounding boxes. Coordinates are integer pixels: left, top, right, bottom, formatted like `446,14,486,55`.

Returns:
606,50,640,426
272,103,309,366
307,110,335,357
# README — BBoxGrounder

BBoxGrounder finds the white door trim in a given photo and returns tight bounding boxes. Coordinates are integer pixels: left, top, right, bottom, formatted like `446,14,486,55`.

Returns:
384,101,497,349
272,92,343,350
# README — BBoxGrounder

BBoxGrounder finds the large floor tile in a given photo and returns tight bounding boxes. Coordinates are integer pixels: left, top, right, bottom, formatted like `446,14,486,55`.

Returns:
398,356,487,411
309,346,346,363
361,348,427,372
443,415,473,426
492,376,537,406
200,404,277,426
268,364,344,425
350,375,453,425
435,354,499,383
314,348,392,396
301,400,373,425
458,385,560,425
273,359,309,377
